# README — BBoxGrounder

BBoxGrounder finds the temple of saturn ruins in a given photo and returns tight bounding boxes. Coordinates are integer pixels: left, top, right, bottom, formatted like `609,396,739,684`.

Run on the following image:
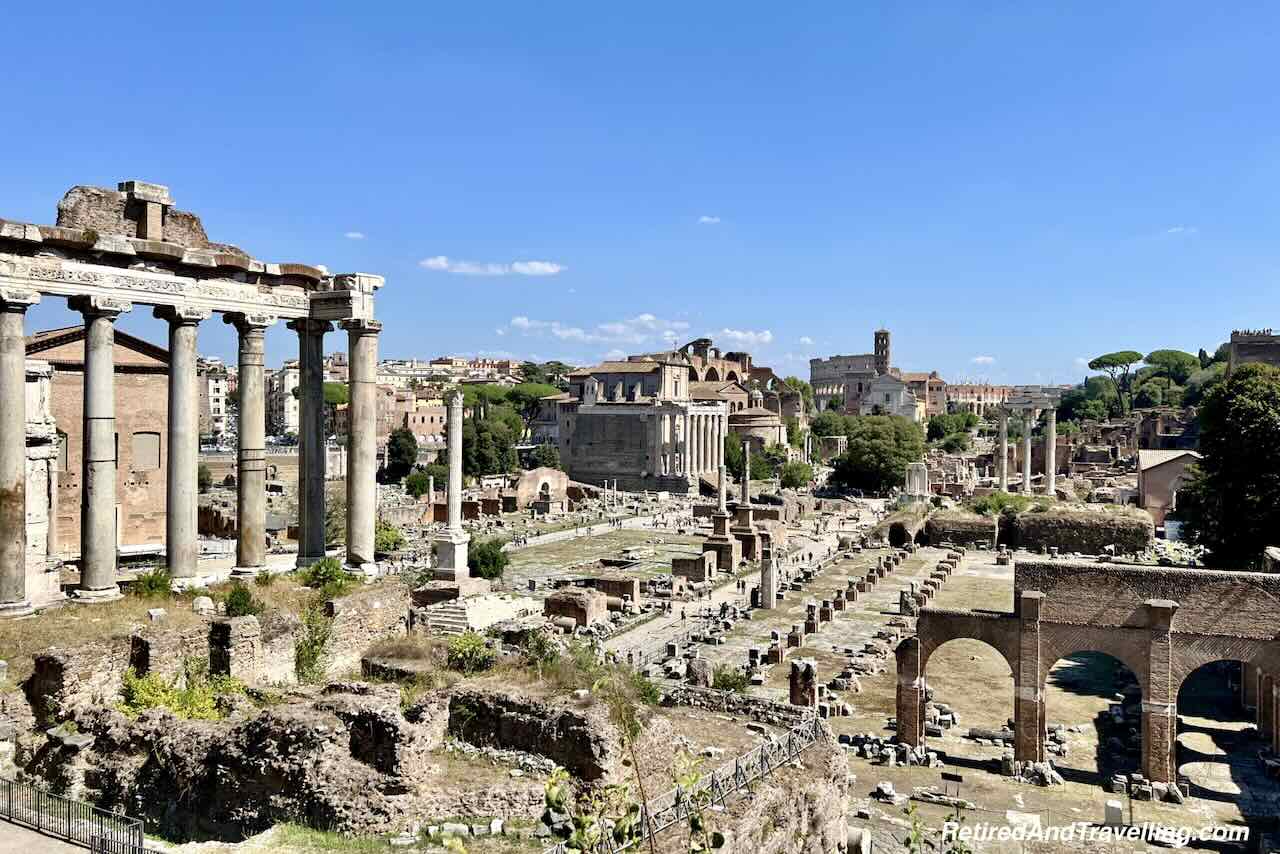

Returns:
0,180,384,615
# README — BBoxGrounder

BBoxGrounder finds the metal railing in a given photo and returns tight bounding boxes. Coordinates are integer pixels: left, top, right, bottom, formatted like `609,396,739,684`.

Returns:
0,777,145,854
542,716,825,854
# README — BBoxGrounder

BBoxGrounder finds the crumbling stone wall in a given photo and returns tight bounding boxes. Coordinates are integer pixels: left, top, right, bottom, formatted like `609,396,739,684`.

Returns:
543,588,608,627
26,639,132,727
129,624,209,683
660,686,809,727
924,510,998,549
1013,506,1153,554
324,582,411,677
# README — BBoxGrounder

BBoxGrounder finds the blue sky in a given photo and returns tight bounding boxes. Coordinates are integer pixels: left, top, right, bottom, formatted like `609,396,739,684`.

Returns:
7,3,1279,385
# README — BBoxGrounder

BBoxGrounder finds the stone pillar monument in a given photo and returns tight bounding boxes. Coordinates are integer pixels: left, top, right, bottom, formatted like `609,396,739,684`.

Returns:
0,290,38,617
997,408,1008,492
292,319,331,568
435,389,471,578
1044,408,1057,497
717,464,727,514
759,541,778,610
343,319,380,572
156,306,209,582
1021,411,1034,494
740,441,751,505
226,313,275,576
73,296,132,600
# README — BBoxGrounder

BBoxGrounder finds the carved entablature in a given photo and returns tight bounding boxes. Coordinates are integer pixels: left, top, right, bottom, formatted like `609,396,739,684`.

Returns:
0,181,382,325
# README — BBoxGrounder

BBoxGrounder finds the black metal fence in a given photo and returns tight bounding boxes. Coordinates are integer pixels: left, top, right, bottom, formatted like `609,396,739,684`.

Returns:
0,777,145,853
542,716,824,854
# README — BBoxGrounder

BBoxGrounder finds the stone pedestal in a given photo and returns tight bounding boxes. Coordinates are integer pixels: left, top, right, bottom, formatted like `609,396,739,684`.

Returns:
433,530,471,581
703,510,742,574
790,659,818,707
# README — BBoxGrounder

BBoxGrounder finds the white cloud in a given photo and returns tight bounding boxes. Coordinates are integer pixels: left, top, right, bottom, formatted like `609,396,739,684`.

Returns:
344,231,365,240
507,313,691,347
495,328,506,336
714,328,774,347
799,336,814,346
1165,225,1198,235
1074,356,1088,366
971,355,996,365
698,215,721,225
419,255,566,276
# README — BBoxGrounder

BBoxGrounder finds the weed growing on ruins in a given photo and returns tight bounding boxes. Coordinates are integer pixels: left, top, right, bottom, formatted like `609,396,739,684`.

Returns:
271,823,396,852
542,767,643,853
223,582,264,618
131,567,173,599
967,492,1032,517
298,557,359,599
447,631,497,673
374,518,406,555
519,629,561,670
672,751,725,852
900,803,928,853
295,599,334,683
254,569,275,587
711,665,750,693
118,661,245,721
941,806,973,854
590,661,659,854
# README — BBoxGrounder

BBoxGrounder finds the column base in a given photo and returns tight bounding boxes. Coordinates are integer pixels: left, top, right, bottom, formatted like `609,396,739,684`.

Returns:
230,566,265,579
172,572,232,591
346,561,379,578
75,585,123,603
434,531,470,578
0,600,34,619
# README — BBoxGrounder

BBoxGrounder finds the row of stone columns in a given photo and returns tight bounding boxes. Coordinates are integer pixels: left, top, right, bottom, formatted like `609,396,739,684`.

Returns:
684,410,724,478
996,407,1058,495
0,288,382,615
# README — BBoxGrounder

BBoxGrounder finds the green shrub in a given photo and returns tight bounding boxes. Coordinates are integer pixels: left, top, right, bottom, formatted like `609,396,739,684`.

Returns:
254,570,275,587
224,582,264,618
294,598,334,683
520,630,561,668
374,518,406,554
711,666,750,693
131,568,172,599
299,557,358,599
779,461,814,489
118,661,245,721
447,631,496,673
968,492,1032,517
468,539,509,580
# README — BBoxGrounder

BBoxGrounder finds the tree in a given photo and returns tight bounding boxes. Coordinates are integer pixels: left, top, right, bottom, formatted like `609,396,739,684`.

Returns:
374,518,406,554
1176,364,1280,567
940,432,970,453
507,382,561,436
810,411,848,438
1087,351,1143,414
1183,363,1226,406
1144,350,1199,386
779,461,813,489
468,538,510,580
197,462,212,493
829,415,924,493
384,427,418,483
323,382,349,406
724,436,744,480
404,469,431,498
927,413,976,442
784,417,805,449
527,443,562,470
825,396,844,412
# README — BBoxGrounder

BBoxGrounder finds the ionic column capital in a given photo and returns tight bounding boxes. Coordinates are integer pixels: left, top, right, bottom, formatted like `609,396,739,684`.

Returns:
0,287,40,312
69,295,132,319
287,318,334,336
339,318,383,335
153,305,211,326
223,311,277,335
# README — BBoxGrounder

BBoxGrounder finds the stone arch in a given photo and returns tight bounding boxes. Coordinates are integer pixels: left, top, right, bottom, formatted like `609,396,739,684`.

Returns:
725,370,739,382
687,365,701,383
1039,630,1150,689
1042,650,1145,784
704,366,720,382
1174,657,1266,799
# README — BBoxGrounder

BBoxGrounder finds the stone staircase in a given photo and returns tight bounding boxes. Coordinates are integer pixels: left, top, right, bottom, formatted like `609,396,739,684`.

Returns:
424,602,470,636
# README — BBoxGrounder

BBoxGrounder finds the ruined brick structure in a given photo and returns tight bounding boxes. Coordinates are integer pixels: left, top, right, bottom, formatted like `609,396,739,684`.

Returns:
897,559,1280,784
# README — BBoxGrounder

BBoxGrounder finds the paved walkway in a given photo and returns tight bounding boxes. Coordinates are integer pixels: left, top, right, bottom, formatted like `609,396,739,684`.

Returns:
0,822,85,854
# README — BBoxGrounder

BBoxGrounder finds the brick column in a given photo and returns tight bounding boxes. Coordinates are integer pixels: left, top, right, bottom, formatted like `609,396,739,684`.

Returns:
1143,598,1179,784
0,289,39,617
1014,591,1045,764
895,637,925,747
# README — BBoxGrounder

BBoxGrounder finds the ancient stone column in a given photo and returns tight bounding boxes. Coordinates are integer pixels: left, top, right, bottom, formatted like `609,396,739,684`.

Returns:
1044,408,1057,497
436,388,470,577
1014,591,1045,764
225,312,275,576
717,465,727,514
1021,411,1034,494
156,307,210,582
741,441,751,504
689,413,699,476
1143,598,1179,783
997,408,1008,492
72,296,132,601
759,547,777,610
0,289,38,617
343,319,380,572
290,319,331,568
896,638,926,746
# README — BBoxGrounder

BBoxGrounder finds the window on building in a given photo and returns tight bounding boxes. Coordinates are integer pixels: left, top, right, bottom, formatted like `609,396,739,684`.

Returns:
132,432,161,471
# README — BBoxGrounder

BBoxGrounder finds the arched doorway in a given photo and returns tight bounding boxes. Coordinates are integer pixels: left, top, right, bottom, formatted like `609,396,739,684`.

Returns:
687,365,701,383
538,481,551,502
922,638,1015,760
704,366,720,382
1175,660,1262,803
1044,651,1143,785
725,370,739,382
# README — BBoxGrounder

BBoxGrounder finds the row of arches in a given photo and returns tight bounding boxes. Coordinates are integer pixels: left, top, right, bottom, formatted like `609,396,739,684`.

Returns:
686,364,741,383
915,636,1264,801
